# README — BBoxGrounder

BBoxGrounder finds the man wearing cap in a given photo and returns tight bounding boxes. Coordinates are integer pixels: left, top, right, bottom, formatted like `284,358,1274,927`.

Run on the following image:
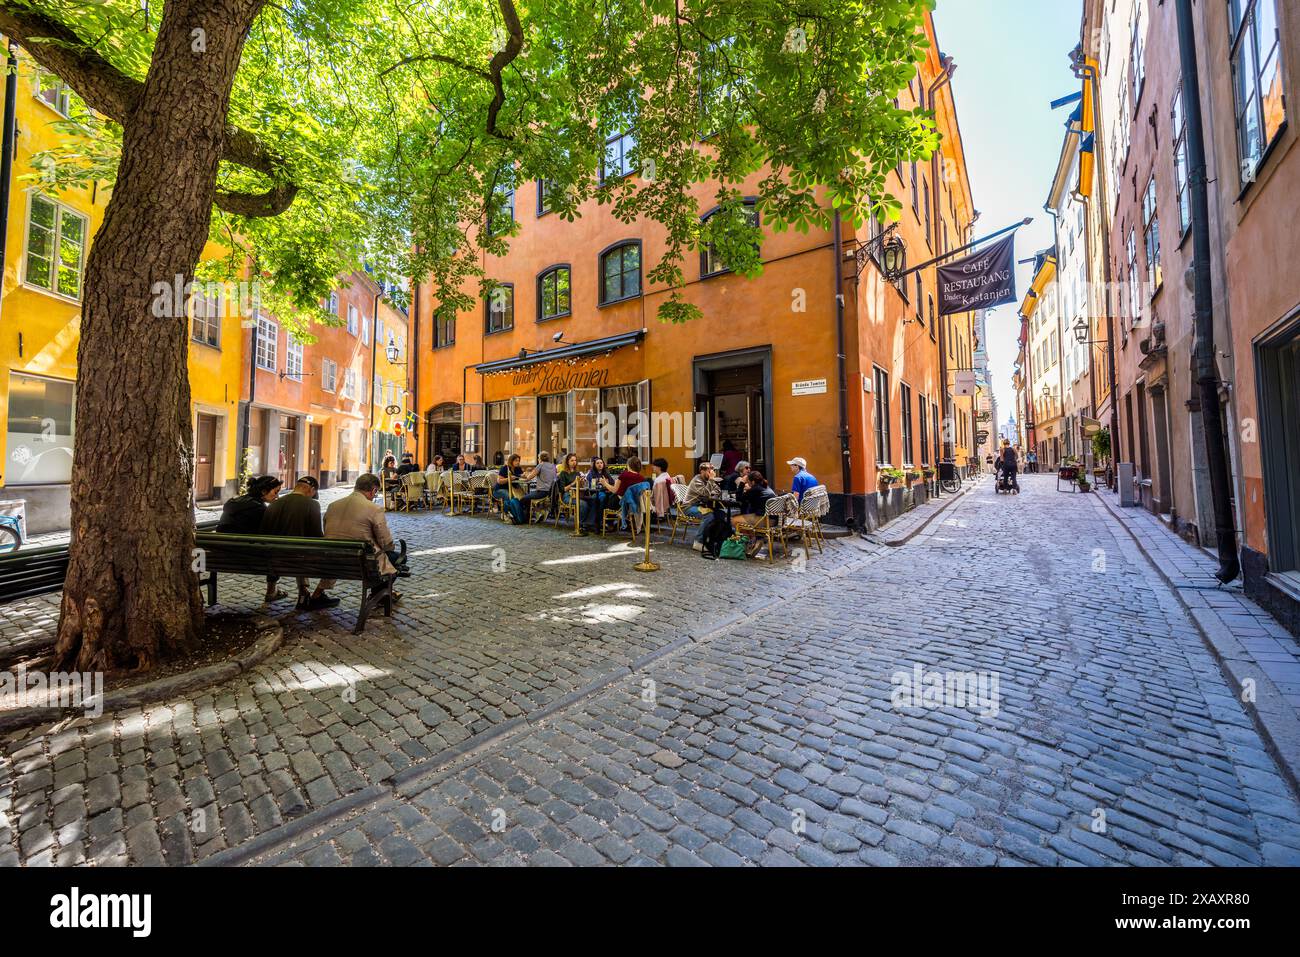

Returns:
260,475,332,607
787,457,819,501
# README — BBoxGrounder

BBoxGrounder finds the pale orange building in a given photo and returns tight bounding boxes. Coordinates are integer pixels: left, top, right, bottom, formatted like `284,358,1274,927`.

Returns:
411,14,978,529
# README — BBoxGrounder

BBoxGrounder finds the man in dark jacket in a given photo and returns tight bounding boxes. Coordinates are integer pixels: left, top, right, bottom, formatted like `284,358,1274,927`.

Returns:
215,475,281,534
260,476,331,607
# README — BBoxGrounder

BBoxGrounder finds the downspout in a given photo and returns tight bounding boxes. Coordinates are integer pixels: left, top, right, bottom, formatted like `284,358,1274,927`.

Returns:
239,263,260,489
832,211,855,531
1175,0,1239,583
929,62,956,467
411,281,420,460
0,42,17,329
368,279,380,470
1073,45,1122,484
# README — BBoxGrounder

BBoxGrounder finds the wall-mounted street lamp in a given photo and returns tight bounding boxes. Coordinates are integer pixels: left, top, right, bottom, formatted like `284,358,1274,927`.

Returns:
1072,316,1106,346
385,337,405,365
854,224,908,282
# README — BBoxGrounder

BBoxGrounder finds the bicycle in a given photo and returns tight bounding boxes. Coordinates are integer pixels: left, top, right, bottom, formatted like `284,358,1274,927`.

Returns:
0,514,23,554
938,461,961,495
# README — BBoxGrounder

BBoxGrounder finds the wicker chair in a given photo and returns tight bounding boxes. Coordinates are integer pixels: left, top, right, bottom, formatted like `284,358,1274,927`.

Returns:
797,485,831,555
668,483,702,545
395,471,425,511
466,471,493,514
554,480,582,528
447,471,471,514
734,493,798,563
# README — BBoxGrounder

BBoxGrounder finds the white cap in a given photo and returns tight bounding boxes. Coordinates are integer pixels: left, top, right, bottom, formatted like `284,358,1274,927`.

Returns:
787,457,807,469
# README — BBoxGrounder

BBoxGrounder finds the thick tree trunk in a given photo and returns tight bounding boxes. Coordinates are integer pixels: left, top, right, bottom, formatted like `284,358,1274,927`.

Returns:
55,0,265,672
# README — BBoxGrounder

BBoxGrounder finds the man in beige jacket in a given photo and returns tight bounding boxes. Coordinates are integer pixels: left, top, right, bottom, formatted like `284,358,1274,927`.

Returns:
308,474,403,607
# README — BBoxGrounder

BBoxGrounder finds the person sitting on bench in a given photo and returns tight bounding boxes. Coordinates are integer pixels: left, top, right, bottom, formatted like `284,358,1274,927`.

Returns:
216,475,283,602
316,474,405,607
261,475,329,608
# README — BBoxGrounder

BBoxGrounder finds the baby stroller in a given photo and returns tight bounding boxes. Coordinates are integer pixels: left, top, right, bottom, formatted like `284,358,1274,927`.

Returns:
995,456,1018,495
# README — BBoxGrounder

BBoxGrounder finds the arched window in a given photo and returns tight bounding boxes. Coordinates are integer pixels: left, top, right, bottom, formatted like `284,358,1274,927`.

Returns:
537,266,571,321
599,242,641,305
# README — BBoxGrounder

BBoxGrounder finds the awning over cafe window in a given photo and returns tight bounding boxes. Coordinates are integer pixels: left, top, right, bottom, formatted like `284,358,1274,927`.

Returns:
474,329,646,376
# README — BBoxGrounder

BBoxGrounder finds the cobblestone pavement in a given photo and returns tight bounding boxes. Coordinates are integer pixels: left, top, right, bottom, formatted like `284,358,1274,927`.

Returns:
244,474,1300,866
5,474,1300,867
0,495,878,866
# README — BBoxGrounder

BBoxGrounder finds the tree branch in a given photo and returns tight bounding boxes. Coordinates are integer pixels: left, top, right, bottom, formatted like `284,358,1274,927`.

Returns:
485,0,524,139
0,0,297,217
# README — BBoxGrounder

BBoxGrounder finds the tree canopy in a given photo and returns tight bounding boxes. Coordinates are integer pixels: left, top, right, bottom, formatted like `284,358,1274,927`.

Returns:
4,0,939,326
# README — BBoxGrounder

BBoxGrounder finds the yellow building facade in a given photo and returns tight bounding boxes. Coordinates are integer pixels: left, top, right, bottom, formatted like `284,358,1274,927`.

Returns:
0,52,241,532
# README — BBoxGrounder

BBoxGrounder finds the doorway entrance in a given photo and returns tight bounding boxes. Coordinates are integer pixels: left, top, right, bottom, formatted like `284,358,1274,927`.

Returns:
277,414,299,487
1258,318,1300,579
308,423,323,486
693,347,772,477
195,413,218,501
427,403,462,464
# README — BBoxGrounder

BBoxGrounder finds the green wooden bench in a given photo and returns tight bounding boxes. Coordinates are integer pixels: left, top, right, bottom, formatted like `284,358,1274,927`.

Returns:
0,520,221,605
194,531,406,634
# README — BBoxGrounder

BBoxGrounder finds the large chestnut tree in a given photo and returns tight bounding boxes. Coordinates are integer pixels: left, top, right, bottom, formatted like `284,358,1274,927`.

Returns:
0,0,937,670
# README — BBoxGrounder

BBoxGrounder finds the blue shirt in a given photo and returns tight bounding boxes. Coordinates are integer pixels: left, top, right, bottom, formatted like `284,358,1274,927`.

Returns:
791,469,818,501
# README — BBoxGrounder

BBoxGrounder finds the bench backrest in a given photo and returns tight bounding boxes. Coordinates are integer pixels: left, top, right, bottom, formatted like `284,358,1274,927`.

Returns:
0,545,70,602
195,532,381,584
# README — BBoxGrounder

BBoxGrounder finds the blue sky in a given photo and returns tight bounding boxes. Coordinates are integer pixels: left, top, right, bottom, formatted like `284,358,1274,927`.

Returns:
933,0,1084,425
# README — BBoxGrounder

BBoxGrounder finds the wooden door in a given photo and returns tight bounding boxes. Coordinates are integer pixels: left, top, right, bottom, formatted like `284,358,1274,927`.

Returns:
195,414,216,500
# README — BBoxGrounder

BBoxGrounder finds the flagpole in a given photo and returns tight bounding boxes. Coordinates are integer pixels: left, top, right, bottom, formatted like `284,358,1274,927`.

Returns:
892,217,1032,280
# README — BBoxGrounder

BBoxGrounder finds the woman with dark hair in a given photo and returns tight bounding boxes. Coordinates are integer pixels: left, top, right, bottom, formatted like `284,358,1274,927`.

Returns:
494,453,527,523
584,457,614,531
216,475,281,534
732,470,775,529
216,475,284,601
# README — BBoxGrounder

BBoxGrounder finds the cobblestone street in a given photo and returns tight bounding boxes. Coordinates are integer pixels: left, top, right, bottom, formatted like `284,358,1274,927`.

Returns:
3,474,1299,867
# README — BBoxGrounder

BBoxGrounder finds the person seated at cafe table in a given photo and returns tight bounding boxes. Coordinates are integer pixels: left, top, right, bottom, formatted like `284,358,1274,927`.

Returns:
520,451,559,520
682,461,724,549
494,453,528,524
649,457,677,520
786,456,819,501
471,454,485,469
583,457,617,531
722,460,750,494
396,453,419,477
730,470,777,557
593,456,650,531
557,453,590,527
425,454,445,475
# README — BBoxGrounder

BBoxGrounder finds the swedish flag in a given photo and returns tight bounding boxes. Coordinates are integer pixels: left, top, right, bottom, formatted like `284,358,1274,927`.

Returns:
403,410,418,433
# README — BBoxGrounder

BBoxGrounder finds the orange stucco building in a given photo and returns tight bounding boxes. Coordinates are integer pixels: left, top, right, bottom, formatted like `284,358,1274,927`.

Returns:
239,270,409,492
411,15,978,529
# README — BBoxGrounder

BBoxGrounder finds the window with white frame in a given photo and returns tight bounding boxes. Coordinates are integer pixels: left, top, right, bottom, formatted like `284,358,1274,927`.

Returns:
362,317,370,345
600,130,637,182
285,340,303,381
347,304,359,336
34,72,71,116
1142,174,1162,291
1173,83,1191,235
255,315,278,371
191,292,221,347
24,195,87,299
1230,0,1286,183
1131,3,1147,103
342,368,357,400
322,358,338,392
328,291,339,315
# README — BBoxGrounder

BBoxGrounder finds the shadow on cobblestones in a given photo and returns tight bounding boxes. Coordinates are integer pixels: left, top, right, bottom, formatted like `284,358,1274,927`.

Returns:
0,508,865,866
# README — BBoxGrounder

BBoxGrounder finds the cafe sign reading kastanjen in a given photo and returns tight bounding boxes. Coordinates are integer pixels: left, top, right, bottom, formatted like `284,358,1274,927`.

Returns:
936,234,1018,317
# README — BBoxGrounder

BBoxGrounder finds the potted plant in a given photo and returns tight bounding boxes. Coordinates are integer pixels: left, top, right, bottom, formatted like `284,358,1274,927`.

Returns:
878,467,905,489
1077,474,1092,493
905,469,922,484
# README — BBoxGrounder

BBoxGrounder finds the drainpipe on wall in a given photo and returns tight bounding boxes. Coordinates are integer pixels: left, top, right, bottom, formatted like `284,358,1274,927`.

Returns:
0,42,18,330
832,211,856,531
1175,0,1240,583
411,281,420,460
368,280,380,471
929,58,957,469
